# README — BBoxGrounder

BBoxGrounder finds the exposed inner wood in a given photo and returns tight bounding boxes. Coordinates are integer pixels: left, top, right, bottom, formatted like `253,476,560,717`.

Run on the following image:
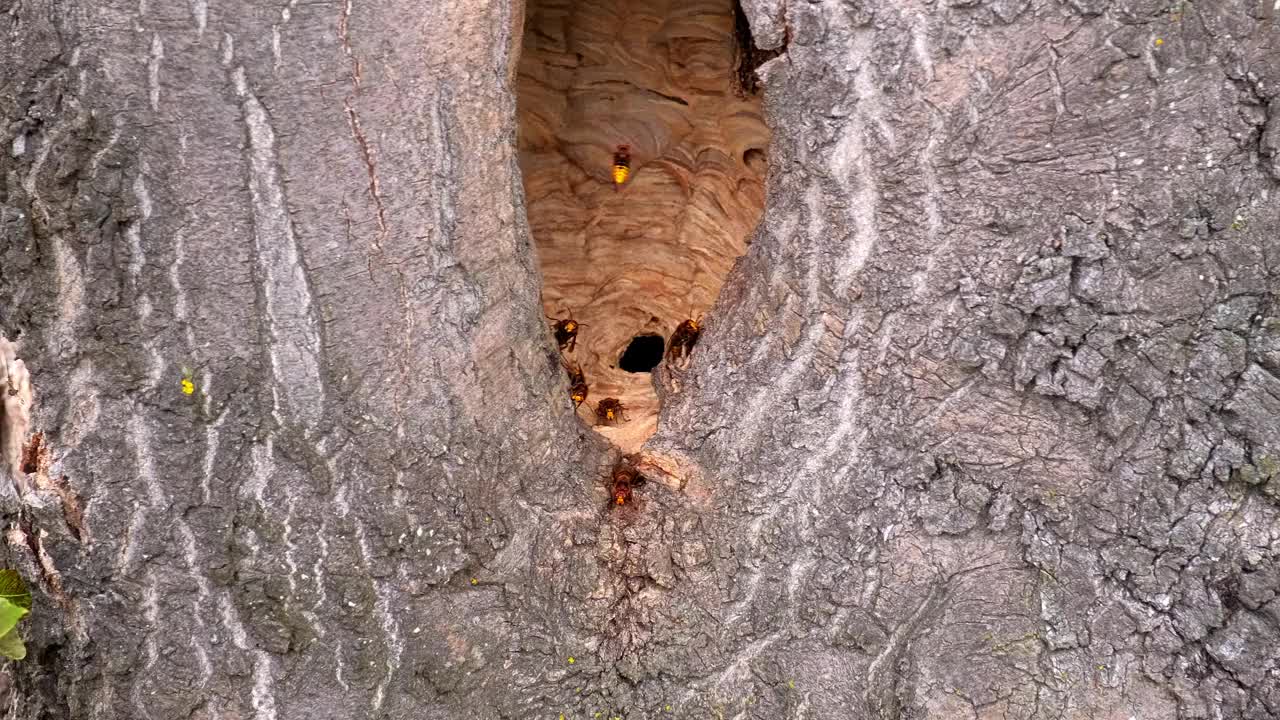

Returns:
517,0,769,452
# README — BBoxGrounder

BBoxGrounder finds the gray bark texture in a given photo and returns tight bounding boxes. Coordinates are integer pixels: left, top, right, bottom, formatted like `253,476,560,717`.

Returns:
2,0,1279,718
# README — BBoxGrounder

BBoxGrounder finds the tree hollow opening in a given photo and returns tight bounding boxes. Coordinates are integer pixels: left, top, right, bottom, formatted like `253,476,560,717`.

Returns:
518,0,769,452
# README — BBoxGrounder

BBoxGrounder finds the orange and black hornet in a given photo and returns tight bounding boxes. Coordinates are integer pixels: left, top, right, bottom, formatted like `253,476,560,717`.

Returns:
610,455,645,506
611,144,631,191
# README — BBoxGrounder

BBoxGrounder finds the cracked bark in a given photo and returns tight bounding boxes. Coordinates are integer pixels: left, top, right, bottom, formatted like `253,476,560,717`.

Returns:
1,0,1278,719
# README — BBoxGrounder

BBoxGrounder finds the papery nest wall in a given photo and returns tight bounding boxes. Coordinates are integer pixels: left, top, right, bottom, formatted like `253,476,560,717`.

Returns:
517,0,769,452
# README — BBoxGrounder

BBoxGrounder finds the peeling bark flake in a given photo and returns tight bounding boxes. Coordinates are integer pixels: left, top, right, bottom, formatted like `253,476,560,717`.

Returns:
148,33,164,112
233,66,326,433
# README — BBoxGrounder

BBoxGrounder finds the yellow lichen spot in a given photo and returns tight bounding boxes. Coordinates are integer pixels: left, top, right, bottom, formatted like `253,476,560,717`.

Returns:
470,578,478,586
567,656,576,665
1155,38,1164,46
181,378,195,395
787,679,795,690
665,705,672,712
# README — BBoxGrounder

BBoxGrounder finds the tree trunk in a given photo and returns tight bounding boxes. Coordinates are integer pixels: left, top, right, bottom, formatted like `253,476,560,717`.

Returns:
2,0,1278,719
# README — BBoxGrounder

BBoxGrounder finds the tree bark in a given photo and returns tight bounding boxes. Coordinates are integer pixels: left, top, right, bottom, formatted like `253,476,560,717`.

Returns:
2,0,1279,719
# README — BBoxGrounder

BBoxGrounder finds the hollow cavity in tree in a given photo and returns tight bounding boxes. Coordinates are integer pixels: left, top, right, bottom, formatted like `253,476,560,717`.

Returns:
517,0,769,453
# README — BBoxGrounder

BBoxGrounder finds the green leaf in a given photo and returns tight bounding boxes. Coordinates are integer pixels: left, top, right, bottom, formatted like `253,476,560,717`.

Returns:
0,628,26,660
0,598,27,639
0,570,31,611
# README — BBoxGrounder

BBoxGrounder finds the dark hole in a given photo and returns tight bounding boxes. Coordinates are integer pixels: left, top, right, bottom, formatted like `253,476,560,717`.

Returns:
1213,574,1242,612
744,147,766,173
619,335,665,373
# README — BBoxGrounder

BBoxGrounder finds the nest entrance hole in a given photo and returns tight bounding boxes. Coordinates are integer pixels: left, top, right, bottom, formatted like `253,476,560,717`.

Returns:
618,335,664,373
